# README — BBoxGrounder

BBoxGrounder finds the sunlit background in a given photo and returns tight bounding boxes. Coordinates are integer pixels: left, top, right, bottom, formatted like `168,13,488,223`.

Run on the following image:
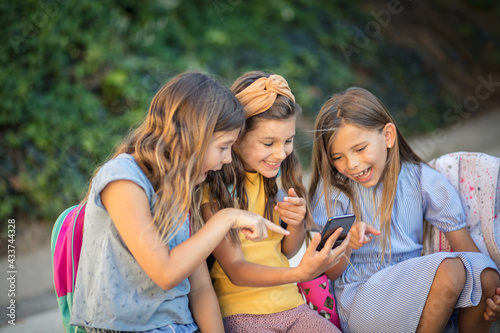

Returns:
1,2,500,330
2,0,500,230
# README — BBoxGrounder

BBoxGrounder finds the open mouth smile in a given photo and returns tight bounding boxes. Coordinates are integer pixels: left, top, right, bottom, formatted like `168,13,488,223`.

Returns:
264,160,281,169
352,167,372,182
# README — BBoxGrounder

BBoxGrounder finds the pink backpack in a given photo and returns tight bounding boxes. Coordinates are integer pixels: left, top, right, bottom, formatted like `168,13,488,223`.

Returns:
51,204,87,333
423,152,500,268
297,274,341,329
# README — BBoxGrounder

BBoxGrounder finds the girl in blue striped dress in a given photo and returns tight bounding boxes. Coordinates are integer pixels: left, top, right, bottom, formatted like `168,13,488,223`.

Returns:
309,87,500,333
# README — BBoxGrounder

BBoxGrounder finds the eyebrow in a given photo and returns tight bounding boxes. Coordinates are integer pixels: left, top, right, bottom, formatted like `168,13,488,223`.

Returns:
261,134,296,141
331,141,367,155
220,139,236,145
350,141,367,149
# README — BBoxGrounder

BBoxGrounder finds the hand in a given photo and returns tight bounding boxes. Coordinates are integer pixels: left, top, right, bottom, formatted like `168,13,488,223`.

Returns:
274,188,306,228
218,208,290,242
484,287,500,321
348,221,381,250
295,228,350,282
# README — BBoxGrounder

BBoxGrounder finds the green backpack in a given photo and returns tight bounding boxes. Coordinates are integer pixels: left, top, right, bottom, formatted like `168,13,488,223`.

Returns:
50,204,87,333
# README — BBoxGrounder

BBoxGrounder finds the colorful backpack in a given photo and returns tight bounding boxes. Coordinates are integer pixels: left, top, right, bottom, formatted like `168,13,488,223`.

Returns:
423,152,500,269
50,203,87,333
297,273,341,329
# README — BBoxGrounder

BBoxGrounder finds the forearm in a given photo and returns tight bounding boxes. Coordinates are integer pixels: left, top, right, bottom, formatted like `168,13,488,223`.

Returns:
224,260,305,287
189,266,224,333
444,228,480,253
325,248,351,281
189,288,224,332
281,223,305,258
101,181,232,290
165,213,236,287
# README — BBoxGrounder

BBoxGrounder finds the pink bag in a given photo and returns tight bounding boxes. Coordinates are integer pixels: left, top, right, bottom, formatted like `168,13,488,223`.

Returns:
297,274,341,329
51,203,87,333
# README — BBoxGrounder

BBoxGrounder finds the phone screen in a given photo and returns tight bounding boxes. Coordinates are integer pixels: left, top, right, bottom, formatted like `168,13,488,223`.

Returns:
316,214,355,251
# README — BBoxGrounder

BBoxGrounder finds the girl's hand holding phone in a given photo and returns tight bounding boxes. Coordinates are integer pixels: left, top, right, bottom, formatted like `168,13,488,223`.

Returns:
348,221,381,250
294,228,350,282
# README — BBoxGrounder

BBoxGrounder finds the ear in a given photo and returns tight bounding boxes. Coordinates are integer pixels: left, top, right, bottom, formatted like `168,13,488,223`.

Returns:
383,123,396,148
232,139,241,154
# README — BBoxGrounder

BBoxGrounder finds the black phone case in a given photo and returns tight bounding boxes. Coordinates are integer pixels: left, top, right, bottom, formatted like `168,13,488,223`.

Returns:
316,214,355,251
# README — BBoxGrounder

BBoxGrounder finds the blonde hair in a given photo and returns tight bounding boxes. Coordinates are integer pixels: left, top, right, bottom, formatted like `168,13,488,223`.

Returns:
86,72,245,244
309,87,424,262
206,71,314,242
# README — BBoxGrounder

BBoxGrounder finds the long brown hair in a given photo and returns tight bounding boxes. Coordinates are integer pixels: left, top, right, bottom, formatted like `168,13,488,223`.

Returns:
85,72,245,244
309,87,423,261
206,71,314,242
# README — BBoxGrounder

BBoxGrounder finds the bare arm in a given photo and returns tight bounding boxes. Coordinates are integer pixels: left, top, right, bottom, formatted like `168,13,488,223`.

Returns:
188,262,224,333
101,180,288,290
280,223,305,258
325,247,352,281
203,203,348,286
444,228,480,252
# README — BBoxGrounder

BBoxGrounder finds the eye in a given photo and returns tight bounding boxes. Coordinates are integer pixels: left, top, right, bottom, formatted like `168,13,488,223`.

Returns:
285,139,293,144
263,142,273,147
331,155,341,161
220,146,230,152
356,146,366,152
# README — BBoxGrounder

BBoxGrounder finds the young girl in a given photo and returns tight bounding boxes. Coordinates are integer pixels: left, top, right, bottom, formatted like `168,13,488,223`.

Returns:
202,71,347,332
309,86,500,333
70,72,289,333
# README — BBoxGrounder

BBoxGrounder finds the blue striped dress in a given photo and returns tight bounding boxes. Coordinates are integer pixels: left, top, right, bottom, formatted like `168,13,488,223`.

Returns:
311,162,498,333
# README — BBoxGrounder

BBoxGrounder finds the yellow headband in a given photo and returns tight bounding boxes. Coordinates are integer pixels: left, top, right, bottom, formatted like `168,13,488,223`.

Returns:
235,74,295,119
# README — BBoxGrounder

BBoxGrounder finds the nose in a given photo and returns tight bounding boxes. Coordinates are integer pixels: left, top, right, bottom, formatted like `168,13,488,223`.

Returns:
222,150,233,165
273,144,288,160
346,155,360,170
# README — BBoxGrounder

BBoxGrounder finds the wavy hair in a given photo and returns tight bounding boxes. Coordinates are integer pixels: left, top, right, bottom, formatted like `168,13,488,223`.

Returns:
206,71,314,242
86,72,244,244
309,87,424,262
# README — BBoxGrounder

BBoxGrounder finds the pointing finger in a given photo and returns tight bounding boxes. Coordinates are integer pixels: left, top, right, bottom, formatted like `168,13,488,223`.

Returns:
263,218,290,236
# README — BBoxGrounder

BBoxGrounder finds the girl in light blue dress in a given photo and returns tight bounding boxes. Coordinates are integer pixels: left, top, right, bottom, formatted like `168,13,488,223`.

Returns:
309,87,500,333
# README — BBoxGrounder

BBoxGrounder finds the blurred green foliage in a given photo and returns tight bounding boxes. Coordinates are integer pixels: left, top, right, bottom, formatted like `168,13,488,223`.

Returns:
1,0,499,230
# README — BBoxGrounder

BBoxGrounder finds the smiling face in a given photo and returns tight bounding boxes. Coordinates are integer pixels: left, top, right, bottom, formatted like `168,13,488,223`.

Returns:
196,129,240,185
234,117,296,178
330,123,395,188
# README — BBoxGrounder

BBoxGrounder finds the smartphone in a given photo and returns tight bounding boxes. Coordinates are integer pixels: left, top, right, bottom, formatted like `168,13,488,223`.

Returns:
276,189,288,229
316,214,355,251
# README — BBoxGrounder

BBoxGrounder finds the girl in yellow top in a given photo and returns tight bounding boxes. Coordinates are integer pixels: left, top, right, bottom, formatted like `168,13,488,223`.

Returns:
202,71,346,332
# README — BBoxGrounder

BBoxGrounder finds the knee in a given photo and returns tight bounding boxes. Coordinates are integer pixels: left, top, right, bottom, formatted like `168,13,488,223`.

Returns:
480,268,500,297
437,258,466,291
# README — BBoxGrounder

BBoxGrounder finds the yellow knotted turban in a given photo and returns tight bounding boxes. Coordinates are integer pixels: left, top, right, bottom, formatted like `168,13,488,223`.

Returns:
235,74,295,119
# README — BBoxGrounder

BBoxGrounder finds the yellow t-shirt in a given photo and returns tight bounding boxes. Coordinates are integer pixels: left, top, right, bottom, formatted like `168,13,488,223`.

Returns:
202,172,304,317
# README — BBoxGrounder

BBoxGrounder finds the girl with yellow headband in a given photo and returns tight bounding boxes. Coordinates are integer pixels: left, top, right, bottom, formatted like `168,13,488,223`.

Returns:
202,71,345,332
